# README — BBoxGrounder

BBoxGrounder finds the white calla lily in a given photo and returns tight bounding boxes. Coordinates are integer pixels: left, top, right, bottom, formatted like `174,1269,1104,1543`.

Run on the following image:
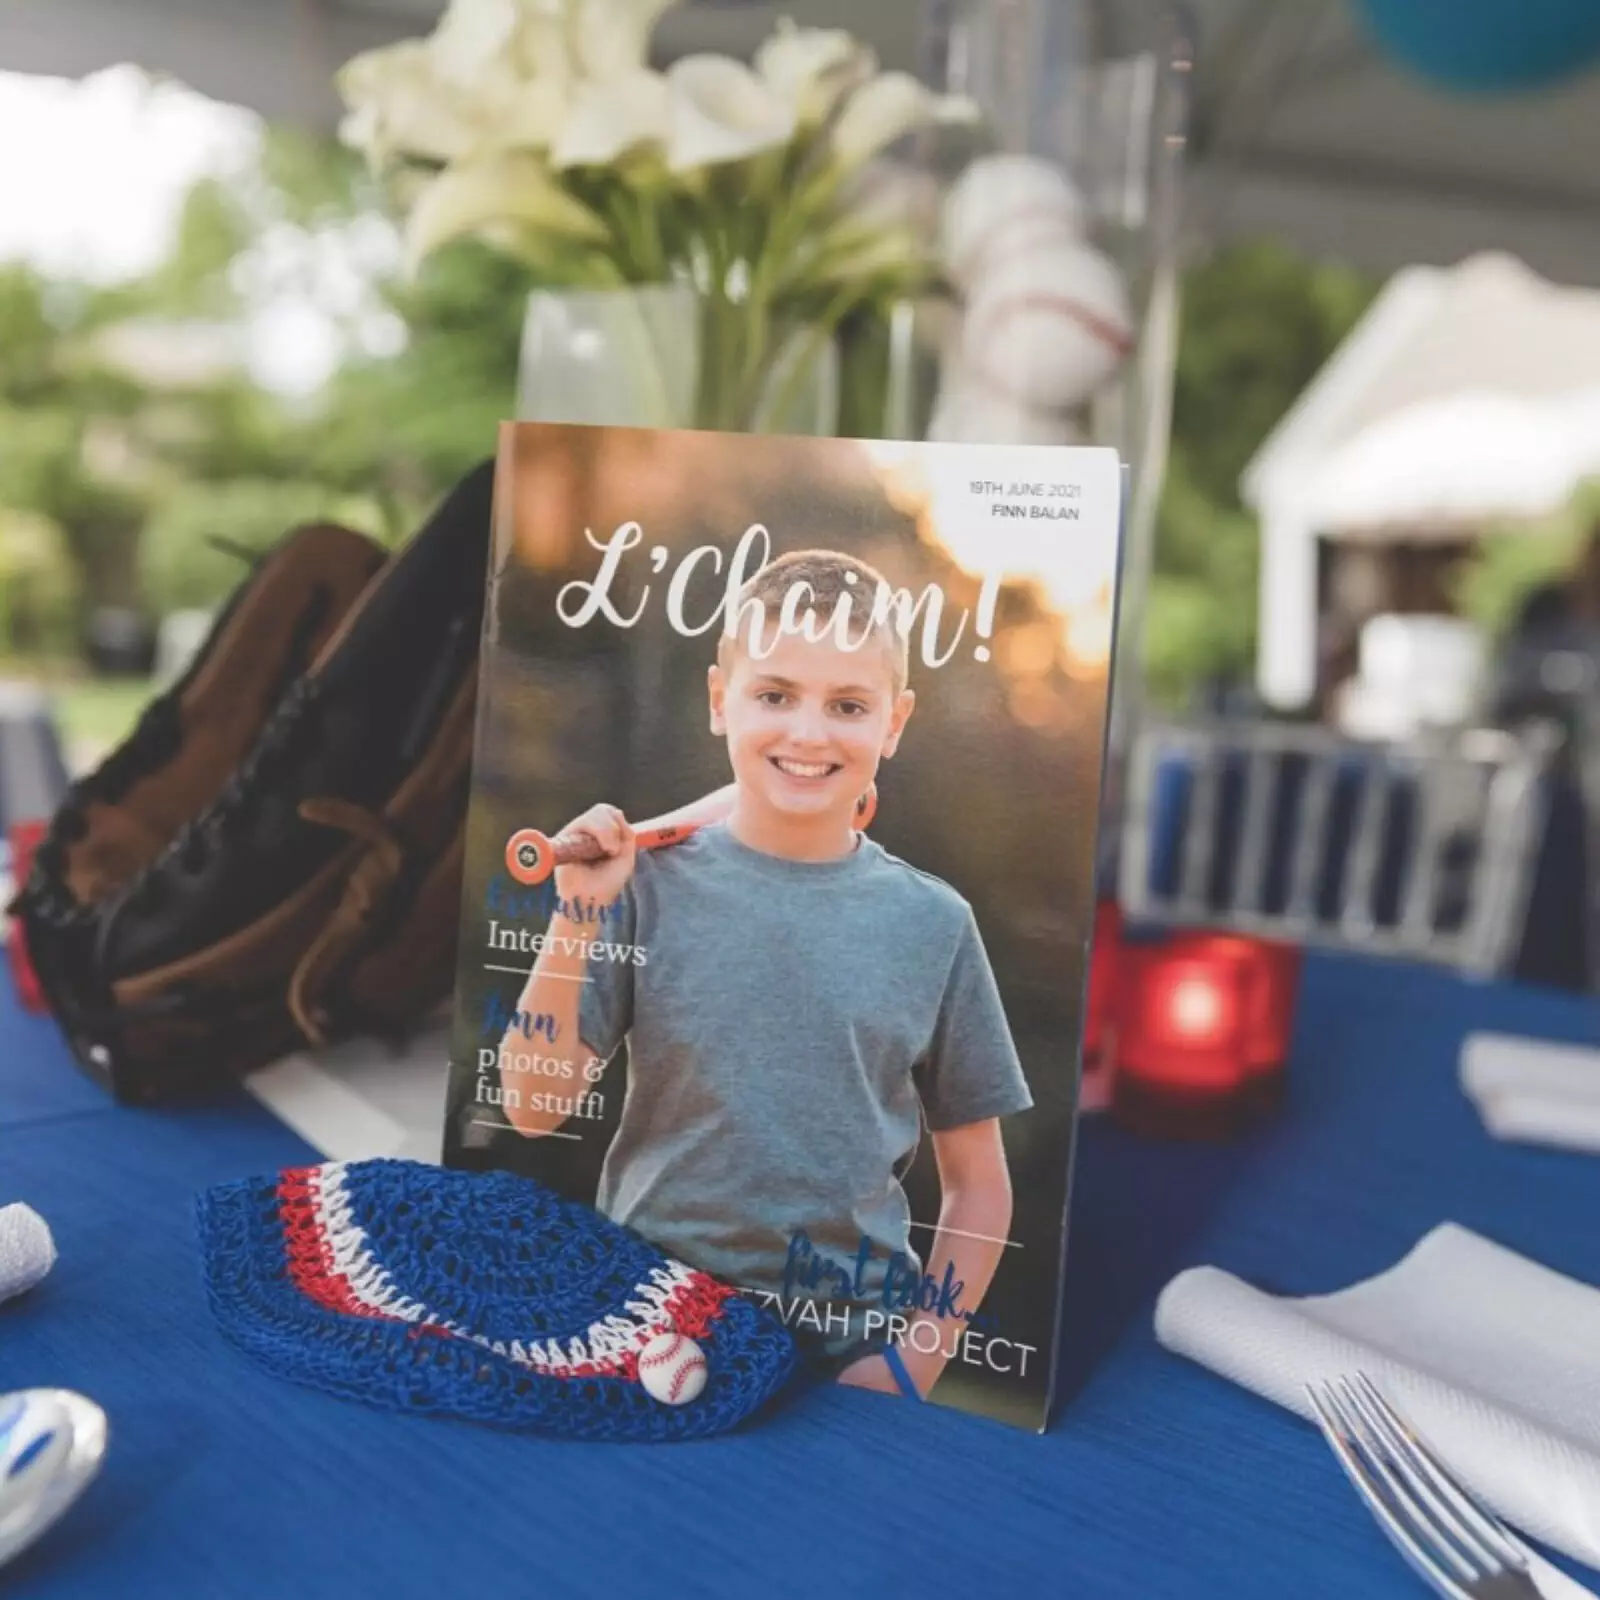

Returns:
466,39,571,152
552,69,670,167
427,0,523,84
338,40,406,102
506,0,574,83
338,104,381,161
666,55,798,171
486,80,571,151
429,0,578,123
404,151,608,272
755,21,874,123
573,0,674,81
830,71,978,171
337,41,490,165
479,2,577,148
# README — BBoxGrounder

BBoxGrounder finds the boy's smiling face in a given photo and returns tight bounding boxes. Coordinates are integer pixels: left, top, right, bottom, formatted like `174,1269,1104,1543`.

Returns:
709,626,914,833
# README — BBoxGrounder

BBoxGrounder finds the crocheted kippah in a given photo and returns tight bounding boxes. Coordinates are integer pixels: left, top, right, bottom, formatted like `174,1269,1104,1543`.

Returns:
196,1159,796,1441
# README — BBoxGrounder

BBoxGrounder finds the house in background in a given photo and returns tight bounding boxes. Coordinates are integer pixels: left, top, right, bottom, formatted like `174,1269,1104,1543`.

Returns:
1245,252,1600,730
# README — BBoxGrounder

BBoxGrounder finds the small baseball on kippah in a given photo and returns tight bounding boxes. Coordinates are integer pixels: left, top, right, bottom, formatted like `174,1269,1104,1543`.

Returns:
0,1203,57,1304
638,1331,709,1406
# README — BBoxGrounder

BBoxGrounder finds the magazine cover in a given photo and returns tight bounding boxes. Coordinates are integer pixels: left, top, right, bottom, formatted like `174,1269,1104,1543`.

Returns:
442,422,1124,1431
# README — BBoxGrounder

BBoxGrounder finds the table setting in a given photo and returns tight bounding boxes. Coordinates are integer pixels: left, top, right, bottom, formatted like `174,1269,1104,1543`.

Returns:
0,914,1597,1595
1,0,1600,1594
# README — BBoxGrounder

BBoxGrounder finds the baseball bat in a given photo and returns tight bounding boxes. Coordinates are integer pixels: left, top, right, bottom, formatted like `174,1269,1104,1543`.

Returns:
504,783,879,887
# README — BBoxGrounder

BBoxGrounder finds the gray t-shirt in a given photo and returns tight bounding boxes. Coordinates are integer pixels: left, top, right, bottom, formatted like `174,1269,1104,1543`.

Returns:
578,823,1032,1320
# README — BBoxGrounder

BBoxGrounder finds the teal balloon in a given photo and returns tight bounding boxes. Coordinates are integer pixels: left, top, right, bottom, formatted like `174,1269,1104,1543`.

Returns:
1356,0,1600,90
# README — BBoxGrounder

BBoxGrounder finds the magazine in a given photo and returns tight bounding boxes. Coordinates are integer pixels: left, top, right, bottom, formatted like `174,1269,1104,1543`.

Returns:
442,422,1124,1431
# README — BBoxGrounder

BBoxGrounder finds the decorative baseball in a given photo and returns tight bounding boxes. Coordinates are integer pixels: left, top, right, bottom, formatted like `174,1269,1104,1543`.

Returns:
942,153,1088,289
637,1331,708,1406
961,239,1134,412
505,782,879,887
929,362,1086,448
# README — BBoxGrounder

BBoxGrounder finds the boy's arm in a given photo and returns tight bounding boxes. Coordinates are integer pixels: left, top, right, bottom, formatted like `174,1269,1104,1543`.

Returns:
499,915,602,1138
499,803,636,1138
843,905,1030,1398
841,1117,1014,1400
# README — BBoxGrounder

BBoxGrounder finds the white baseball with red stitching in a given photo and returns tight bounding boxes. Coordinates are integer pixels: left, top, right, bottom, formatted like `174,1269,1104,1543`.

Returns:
943,154,1087,288
961,241,1134,412
637,1331,708,1406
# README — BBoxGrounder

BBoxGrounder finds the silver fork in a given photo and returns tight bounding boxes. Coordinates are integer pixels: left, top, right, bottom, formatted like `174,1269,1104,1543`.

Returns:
1306,1373,1550,1599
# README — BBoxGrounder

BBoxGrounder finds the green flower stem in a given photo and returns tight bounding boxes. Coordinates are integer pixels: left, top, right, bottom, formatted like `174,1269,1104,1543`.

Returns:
530,154,905,435
730,172,842,425
760,284,866,432
694,287,760,431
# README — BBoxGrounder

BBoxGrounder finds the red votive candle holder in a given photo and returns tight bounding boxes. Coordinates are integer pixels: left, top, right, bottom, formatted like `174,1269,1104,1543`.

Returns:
1083,901,1122,1071
1179,934,1302,1118
1078,900,1122,1112
1110,936,1252,1140
7,820,49,1013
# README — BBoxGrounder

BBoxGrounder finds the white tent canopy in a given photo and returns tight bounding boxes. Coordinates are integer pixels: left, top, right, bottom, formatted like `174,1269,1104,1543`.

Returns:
5,0,1600,287
1243,253,1600,709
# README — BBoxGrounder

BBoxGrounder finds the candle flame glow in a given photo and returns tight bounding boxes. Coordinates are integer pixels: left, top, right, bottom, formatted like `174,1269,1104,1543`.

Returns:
1165,974,1226,1042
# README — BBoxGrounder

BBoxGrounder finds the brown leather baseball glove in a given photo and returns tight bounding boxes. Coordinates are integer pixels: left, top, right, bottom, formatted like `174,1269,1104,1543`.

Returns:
20,461,495,1103
15,521,385,1034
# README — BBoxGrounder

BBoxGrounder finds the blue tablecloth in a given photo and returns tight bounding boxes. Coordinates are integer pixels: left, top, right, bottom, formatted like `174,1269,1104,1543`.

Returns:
1,954,1597,1598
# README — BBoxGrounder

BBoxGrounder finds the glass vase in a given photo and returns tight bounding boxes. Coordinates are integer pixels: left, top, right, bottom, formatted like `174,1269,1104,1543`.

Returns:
517,281,841,436
517,283,696,431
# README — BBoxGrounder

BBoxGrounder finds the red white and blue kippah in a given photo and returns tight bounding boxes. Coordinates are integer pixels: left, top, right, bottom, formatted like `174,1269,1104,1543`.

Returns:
196,1159,796,1441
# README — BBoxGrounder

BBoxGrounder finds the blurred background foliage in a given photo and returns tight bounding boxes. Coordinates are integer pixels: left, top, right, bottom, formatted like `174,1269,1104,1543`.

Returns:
1453,477,1600,636
0,126,534,676
0,124,1568,714
1146,240,1380,705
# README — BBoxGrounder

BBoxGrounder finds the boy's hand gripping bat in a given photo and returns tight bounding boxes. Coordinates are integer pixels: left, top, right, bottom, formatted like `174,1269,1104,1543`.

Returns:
504,784,878,886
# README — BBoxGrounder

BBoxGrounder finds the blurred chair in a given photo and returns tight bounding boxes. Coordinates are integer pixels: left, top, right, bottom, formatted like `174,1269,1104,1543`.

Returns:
1575,691,1600,991
0,681,71,939
0,683,70,832
1119,716,1556,977
1483,615,1600,990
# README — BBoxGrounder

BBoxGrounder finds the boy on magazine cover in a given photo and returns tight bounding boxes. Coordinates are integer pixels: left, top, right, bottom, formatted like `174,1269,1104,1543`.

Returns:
498,548,1032,1400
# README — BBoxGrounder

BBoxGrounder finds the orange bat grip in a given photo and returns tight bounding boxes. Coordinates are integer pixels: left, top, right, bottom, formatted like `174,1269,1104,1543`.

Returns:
505,784,877,886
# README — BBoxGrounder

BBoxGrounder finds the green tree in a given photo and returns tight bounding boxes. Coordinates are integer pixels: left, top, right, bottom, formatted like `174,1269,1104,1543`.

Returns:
0,109,1403,714
174,127,530,534
308,238,530,504
0,511,80,656
0,264,156,624
1455,476,1600,635
1145,240,1379,705
0,124,524,641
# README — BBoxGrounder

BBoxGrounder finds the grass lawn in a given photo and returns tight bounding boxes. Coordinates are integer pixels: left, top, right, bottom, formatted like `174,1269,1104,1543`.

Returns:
0,662,157,772
54,677,157,752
